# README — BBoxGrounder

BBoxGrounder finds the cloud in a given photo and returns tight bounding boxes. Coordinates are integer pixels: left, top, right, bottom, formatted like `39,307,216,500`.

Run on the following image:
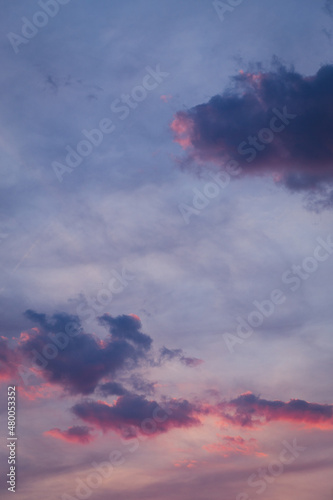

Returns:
127,373,156,395
204,435,265,457
72,394,202,438
303,183,333,212
1,309,202,397
99,313,152,350
99,375,155,397
171,64,333,207
18,310,153,395
174,459,199,469
99,381,130,396
44,426,95,444
217,393,333,429
18,383,60,401
324,0,333,17
180,356,203,368
159,346,203,367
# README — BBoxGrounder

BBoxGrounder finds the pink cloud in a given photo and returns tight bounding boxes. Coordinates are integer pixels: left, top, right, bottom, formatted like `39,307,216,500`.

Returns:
44,426,95,444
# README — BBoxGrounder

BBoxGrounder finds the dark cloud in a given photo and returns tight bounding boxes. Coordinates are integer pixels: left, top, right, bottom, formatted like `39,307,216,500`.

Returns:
99,382,130,397
127,373,156,395
217,393,333,428
72,394,202,438
324,0,333,17
1,310,202,397
44,425,94,444
171,64,333,208
18,311,152,395
24,309,82,335
99,314,152,350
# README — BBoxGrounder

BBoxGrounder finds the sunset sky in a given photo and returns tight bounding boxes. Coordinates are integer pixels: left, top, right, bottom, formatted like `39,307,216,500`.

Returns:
1,1,333,499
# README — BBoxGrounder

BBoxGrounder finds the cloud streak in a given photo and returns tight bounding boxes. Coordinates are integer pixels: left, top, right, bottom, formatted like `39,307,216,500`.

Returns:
217,393,333,429
204,435,265,457
44,426,95,444
159,346,203,367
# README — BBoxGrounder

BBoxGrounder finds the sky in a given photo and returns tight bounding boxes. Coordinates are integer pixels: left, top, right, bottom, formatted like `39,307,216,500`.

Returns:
0,1,333,499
